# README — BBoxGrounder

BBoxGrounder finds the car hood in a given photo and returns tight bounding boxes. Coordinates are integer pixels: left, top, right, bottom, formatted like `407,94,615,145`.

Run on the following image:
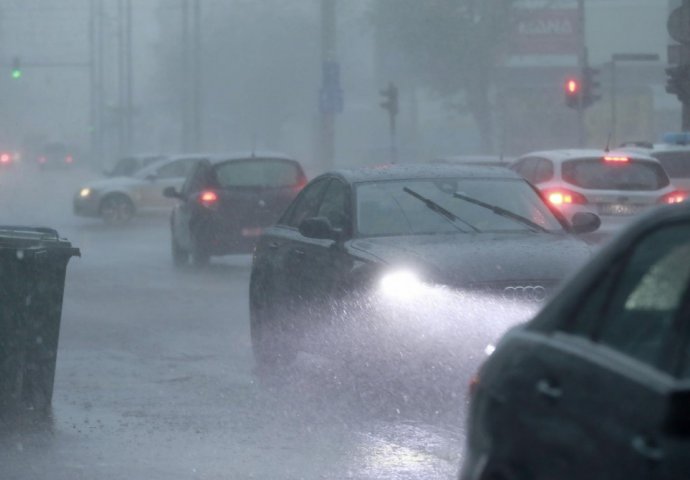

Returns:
350,232,591,287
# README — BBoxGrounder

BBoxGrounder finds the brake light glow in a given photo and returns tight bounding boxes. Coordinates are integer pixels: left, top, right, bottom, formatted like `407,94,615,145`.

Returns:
543,188,587,206
660,191,687,204
38,156,46,164
199,190,218,206
603,156,629,163
0,153,10,164
65,155,73,164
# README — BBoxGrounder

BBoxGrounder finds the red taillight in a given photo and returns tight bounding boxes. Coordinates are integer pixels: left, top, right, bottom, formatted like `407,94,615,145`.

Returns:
65,155,73,164
38,156,46,164
543,188,588,206
292,177,308,193
603,155,629,163
660,191,688,204
0,153,10,164
198,190,218,207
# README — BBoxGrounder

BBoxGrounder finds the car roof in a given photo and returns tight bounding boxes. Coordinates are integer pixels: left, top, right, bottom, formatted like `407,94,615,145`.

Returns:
321,163,523,184
518,149,660,164
204,151,299,165
433,155,514,165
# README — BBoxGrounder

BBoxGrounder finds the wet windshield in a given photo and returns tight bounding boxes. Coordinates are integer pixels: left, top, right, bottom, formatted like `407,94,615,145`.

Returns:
356,178,563,236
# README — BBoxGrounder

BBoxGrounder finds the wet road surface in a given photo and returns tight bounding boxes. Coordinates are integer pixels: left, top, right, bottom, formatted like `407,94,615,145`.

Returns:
0,166,471,479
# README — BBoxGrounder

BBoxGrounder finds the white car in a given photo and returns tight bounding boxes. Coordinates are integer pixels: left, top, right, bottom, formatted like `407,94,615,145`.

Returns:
621,143,690,191
73,154,208,224
511,149,686,236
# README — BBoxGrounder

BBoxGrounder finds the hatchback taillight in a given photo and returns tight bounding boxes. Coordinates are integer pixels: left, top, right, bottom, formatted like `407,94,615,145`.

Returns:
198,190,218,207
542,188,588,206
660,190,688,204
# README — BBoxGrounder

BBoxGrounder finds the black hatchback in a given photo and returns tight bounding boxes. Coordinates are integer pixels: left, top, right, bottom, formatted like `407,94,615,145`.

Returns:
165,153,306,266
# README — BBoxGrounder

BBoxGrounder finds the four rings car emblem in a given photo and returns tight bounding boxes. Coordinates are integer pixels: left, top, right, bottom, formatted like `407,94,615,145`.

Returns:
502,285,548,302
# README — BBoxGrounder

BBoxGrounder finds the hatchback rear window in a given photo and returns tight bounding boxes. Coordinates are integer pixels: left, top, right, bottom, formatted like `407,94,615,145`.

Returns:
651,151,690,179
214,159,303,188
562,158,669,191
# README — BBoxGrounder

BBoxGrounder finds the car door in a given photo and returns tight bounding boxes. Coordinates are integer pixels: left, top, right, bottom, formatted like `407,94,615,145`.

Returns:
172,162,211,251
487,221,690,479
294,178,354,308
257,177,331,308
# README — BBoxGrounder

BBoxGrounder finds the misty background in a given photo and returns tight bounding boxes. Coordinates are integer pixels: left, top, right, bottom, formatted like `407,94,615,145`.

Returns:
0,0,680,175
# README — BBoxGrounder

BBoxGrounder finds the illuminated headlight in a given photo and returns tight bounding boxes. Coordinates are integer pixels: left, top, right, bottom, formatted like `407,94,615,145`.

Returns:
379,269,425,298
79,188,92,198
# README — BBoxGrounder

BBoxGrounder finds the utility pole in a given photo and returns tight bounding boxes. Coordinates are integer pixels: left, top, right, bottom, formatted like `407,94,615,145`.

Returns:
181,0,190,151
192,0,202,151
576,0,586,147
319,0,337,171
125,0,133,155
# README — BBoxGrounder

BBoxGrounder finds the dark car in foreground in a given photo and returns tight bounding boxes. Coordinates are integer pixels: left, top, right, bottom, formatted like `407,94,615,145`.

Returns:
249,164,600,368
165,152,307,266
461,203,690,480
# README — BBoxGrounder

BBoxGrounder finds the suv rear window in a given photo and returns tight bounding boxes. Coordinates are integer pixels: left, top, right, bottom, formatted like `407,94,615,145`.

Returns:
651,151,690,179
562,158,669,191
214,158,303,188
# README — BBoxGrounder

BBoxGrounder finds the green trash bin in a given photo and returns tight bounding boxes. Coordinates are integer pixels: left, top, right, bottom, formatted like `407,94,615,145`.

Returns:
0,226,80,413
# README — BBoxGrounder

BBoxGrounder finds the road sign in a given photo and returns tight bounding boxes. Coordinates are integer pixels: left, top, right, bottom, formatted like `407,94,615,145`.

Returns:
668,4,690,45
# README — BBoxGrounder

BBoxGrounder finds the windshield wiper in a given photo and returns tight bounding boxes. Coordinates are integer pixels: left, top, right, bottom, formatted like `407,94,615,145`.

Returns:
452,192,550,234
403,187,480,233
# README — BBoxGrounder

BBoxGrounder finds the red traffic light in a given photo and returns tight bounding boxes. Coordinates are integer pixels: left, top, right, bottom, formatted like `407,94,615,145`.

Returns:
566,78,580,94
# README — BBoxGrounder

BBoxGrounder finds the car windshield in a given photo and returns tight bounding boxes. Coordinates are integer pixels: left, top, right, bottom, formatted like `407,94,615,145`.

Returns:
651,151,690,178
355,178,563,236
214,158,302,188
562,158,670,190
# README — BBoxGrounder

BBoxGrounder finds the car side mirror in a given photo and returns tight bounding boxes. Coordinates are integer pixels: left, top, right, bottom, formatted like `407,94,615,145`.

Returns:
163,186,182,199
571,212,601,234
664,388,690,436
298,217,341,241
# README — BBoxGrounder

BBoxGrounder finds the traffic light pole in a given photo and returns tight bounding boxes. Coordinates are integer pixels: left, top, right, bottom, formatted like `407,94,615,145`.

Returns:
319,0,337,171
576,0,586,147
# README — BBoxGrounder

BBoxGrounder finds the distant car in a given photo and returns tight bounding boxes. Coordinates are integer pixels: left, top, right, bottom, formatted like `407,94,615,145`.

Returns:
166,152,307,266
249,164,599,368
0,151,16,168
73,154,205,225
621,144,690,191
461,202,690,480
511,149,685,235
105,154,167,177
37,142,75,170
432,155,513,168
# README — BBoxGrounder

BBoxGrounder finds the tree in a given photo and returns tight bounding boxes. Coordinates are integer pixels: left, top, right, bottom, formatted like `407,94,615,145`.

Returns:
371,0,515,152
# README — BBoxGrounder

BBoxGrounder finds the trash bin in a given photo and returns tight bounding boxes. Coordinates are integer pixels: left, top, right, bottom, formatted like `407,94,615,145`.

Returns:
0,226,80,413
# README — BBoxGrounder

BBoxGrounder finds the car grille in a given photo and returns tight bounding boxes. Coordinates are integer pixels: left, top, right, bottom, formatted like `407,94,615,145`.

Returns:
467,280,558,303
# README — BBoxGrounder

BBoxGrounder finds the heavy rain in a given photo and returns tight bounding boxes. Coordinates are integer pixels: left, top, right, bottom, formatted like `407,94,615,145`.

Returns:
1,1,689,480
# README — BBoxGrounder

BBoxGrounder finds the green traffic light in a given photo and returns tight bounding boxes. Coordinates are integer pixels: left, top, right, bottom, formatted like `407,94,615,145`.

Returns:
11,69,21,79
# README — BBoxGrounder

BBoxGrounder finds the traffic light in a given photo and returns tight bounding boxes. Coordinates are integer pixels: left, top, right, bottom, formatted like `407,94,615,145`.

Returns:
564,77,581,108
380,82,399,117
666,64,690,104
582,67,601,107
11,57,21,79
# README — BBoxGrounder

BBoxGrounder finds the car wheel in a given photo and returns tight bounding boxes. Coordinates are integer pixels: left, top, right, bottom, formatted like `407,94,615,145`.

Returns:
100,194,135,225
171,234,189,267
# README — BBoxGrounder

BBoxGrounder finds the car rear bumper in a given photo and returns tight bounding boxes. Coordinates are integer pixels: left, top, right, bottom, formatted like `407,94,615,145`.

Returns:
196,224,265,255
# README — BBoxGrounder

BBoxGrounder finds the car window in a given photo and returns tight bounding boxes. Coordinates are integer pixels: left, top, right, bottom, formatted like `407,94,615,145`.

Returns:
156,159,198,179
512,157,540,183
534,159,554,183
280,177,330,228
316,179,350,231
355,177,563,237
562,158,670,190
567,223,690,371
214,159,302,188
652,151,690,179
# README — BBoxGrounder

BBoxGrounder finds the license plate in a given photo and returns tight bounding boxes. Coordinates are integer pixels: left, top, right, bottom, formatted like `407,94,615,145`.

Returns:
598,203,643,216
241,227,263,237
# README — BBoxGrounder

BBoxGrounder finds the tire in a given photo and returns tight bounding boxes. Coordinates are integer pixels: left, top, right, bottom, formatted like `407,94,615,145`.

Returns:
171,234,189,268
100,194,135,225
190,240,210,267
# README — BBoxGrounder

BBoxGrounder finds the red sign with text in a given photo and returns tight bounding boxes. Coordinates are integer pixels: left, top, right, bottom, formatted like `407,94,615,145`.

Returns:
511,8,579,56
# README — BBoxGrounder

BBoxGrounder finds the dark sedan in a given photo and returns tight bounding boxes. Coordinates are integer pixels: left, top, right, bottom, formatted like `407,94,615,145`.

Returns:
461,203,690,480
249,164,600,367
165,153,307,266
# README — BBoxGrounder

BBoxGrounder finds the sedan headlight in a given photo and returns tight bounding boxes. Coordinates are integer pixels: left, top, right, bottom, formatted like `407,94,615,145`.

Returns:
379,269,425,298
79,188,92,198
